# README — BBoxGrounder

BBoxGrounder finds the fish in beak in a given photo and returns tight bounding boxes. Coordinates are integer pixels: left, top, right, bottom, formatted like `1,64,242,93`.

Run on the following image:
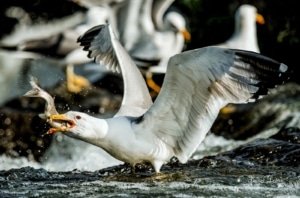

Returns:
47,114,75,134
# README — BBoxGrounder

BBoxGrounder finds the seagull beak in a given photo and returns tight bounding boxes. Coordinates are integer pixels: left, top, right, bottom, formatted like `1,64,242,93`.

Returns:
181,29,191,42
47,114,75,134
256,13,265,25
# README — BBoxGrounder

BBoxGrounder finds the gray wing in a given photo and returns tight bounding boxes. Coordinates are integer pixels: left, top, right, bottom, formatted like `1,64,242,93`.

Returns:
77,24,153,117
133,46,291,163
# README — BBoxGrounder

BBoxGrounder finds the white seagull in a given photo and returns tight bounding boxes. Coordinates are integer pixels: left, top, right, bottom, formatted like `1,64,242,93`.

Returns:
216,4,265,53
113,0,190,93
44,24,290,173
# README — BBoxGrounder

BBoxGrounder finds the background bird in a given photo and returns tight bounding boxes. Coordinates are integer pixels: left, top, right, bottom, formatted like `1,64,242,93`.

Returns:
215,4,265,53
112,0,191,95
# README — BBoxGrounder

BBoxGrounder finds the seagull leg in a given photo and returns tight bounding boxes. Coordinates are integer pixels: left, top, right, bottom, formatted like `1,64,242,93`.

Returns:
146,71,161,97
152,160,164,174
66,64,90,93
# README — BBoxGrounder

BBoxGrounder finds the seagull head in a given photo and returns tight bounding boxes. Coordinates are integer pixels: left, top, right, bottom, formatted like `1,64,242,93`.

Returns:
46,111,108,141
165,12,191,42
236,4,265,29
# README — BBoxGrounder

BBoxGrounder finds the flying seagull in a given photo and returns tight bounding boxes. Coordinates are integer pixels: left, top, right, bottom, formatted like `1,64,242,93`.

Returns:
39,24,290,173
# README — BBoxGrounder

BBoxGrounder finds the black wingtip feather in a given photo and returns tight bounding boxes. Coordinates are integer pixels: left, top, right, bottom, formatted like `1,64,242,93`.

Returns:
77,25,106,47
234,49,292,80
230,49,293,100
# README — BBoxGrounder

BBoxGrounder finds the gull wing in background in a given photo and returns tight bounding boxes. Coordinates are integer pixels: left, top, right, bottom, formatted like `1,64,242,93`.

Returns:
0,12,85,48
78,24,153,117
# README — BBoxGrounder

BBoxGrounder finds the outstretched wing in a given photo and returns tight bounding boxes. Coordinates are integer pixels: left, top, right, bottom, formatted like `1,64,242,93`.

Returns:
133,46,291,163
77,24,153,117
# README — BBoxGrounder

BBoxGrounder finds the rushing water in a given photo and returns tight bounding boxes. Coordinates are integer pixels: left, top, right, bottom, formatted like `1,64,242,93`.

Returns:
1,128,299,197
0,163,299,197
0,132,250,172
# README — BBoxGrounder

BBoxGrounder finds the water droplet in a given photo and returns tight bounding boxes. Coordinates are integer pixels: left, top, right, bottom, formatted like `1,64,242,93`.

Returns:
4,118,11,125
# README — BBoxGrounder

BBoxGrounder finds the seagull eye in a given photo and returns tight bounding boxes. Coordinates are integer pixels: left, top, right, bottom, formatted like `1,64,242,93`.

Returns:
75,115,81,120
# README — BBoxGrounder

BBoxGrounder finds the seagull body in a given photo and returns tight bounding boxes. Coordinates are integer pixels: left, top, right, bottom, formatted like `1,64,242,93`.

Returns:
216,4,264,53
42,24,290,173
113,0,190,94
114,0,189,68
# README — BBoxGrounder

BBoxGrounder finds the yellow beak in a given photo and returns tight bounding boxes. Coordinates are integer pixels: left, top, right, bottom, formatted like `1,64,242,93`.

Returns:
256,13,265,25
181,29,191,42
47,114,75,134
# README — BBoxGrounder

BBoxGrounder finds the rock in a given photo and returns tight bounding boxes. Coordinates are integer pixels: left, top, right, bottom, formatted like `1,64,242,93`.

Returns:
211,82,300,140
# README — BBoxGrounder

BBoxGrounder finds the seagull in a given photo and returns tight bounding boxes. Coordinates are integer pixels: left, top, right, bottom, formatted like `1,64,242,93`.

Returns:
43,24,290,173
216,4,265,53
113,0,190,94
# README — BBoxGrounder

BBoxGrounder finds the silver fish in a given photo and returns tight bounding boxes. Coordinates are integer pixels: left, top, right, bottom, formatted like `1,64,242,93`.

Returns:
23,76,58,119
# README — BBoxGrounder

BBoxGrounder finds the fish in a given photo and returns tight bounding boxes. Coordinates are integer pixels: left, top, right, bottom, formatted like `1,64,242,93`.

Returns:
24,76,75,134
23,76,58,120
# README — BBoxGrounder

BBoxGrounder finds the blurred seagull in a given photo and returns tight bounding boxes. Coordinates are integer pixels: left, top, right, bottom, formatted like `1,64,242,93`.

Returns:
3,6,110,93
216,4,265,53
44,23,290,173
69,0,124,8
115,0,190,94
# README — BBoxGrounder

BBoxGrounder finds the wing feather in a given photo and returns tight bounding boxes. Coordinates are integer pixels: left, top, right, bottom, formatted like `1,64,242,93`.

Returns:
133,46,291,163
77,24,153,117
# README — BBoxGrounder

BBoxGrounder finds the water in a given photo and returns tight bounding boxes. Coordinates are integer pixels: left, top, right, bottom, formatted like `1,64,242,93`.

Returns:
0,164,299,197
1,129,299,197
0,132,245,172
1,181,298,197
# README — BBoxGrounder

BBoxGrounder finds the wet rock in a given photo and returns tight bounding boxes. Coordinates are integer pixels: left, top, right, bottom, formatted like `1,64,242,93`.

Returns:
212,82,300,140
2,167,49,181
270,126,300,143
210,133,300,167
